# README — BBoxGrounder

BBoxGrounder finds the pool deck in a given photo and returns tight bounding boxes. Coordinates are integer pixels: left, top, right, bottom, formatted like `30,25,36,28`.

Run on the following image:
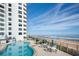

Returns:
0,44,7,52
27,40,71,56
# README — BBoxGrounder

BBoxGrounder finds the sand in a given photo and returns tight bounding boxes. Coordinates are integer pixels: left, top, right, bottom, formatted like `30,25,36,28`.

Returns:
27,40,71,56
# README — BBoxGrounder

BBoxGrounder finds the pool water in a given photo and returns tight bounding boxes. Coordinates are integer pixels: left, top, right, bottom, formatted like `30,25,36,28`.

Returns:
0,41,34,56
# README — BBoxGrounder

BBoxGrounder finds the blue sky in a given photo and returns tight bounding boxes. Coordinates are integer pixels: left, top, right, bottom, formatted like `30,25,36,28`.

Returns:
27,3,79,36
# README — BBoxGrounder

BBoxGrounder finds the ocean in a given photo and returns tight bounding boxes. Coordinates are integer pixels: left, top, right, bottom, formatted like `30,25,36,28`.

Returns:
51,35,79,42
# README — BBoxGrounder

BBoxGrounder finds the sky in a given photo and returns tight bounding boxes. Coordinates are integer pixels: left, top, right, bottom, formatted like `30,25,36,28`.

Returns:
27,3,79,36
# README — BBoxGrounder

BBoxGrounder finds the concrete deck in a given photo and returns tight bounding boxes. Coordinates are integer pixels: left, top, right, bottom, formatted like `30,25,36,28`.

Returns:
0,44,7,52
28,40,71,56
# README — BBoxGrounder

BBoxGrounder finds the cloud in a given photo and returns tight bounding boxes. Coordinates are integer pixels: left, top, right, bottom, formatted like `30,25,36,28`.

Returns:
28,4,79,35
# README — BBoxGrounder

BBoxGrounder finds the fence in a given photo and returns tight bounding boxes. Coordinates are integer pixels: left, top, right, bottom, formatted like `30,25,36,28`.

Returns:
55,40,79,56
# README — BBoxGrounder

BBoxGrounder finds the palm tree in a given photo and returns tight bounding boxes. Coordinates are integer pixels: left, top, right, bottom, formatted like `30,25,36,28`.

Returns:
35,38,39,44
51,40,54,46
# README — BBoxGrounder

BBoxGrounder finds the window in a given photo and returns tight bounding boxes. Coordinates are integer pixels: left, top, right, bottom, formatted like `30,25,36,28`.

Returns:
8,22,12,26
8,4,12,7
0,4,4,8
24,4,26,7
0,9,4,13
8,13,12,16
0,28,4,30
8,27,12,30
18,19,22,22
18,24,22,26
18,6,22,9
8,8,12,11
9,37,12,39
24,32,26,34
18,32,22,35
24,28,26,31
18,3,22,5
18,11,22,14
8,18,12,21
18,15,22,18
19,28,22,31
8,32,12,35
2,3,5,4
24,36,26,39
0,32,4,35
24,16,26,19
24,25,26,27
24,12,26,15
23,20,26,23
0,14,4,17
0,18,4,21
0,23,4,26
23,8,26,11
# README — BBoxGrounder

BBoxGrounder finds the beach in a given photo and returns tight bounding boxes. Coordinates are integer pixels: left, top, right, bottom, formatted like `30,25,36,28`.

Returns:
27,39,71,56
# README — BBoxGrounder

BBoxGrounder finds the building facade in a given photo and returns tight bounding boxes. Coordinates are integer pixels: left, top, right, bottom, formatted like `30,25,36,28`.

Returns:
0,3,27,41
0,3,6,40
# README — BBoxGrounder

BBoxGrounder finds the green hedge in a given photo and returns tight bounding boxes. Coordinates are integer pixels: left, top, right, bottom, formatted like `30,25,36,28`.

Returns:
56,45,79,56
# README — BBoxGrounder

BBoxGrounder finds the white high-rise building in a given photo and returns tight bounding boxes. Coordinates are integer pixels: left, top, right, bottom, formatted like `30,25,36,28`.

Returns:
0,3,27,41
0,3,6,40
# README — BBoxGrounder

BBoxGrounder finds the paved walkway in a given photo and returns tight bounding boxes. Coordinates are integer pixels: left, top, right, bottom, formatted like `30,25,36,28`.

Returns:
0,44,7,52
27,40,71,56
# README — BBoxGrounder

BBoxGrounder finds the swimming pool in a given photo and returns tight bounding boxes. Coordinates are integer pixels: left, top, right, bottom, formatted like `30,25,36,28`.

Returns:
0,41,34,56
